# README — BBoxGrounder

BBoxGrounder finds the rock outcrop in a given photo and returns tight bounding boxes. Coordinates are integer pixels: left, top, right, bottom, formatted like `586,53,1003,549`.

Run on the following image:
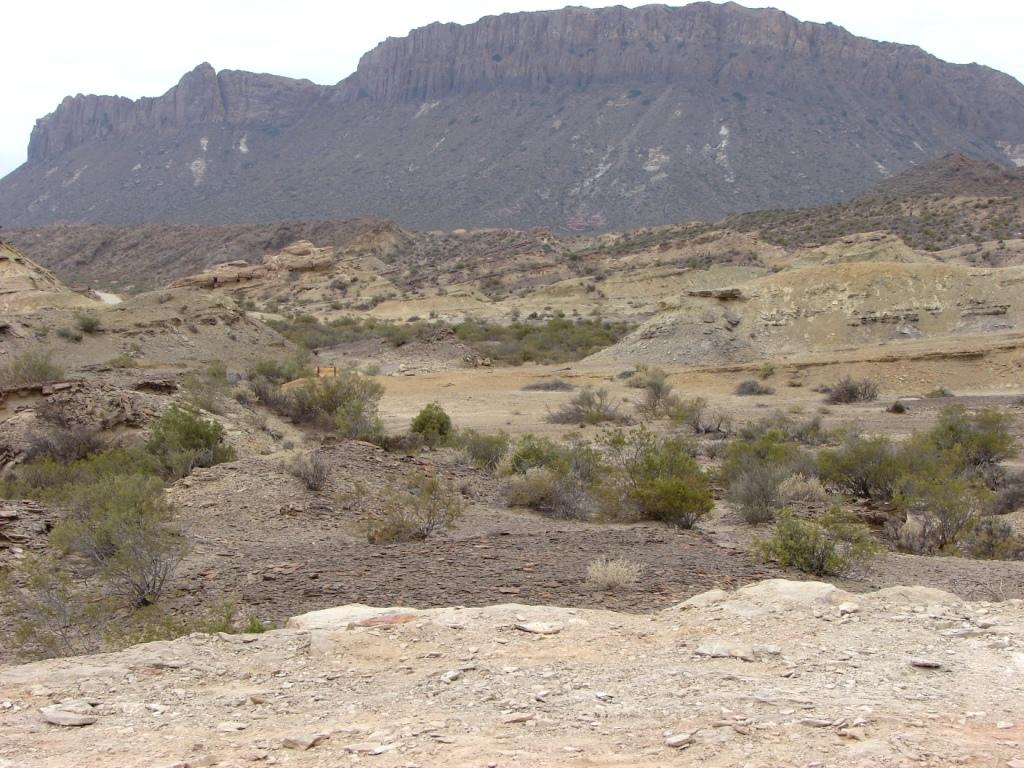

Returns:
3,4,1024,230
1,579,1021,766
0,240,93,313
27,63,328,162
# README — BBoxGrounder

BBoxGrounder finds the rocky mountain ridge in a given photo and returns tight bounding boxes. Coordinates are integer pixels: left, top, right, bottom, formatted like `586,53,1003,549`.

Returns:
2,3,1024,230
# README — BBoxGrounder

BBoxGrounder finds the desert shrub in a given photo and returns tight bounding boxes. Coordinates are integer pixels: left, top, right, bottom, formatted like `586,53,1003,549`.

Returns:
146,406,236,479
960,517,1024,560
376,431,427,454
626,365,667,389
990,473,1024,515
726,463,788,524
522,379,575,392
74,311,102,334
735,379,775,396
926,405,1017,471
453,317,632,365
106,354,139,368
248,353,312,385
896,473,990,554
547,386,629,425
737,411,831,445
669,396,731,435
721,433,816,524
56,326,83,342
286,449,329,491
24,425,107,463
631,368,677,418
410,402,453,445
778,474,830,506
818,435,903,502
267,314,437,351
363,474,466,543
181,361,230,414
585,558,643,590
824,376,879,404
503,439,605,521
605,428,712,528
104,597,268,649
0,350,64,387
0,447,161,503
502,434,569,475
888,401,907,414
49,474,186,608
505,467,561,509
757,508,878,576
285,372,384,439
1,556,110,659
458,429,510,471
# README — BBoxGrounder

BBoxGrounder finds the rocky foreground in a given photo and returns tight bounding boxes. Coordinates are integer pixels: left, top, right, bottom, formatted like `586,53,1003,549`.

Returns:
0,580,1022,767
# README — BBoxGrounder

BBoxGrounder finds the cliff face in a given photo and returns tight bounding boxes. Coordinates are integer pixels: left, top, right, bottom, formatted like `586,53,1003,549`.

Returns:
28,64,328,162
4,2,1024,231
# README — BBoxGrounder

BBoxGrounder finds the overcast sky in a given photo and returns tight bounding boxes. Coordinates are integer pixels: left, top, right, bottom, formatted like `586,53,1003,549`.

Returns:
2,1,1022,177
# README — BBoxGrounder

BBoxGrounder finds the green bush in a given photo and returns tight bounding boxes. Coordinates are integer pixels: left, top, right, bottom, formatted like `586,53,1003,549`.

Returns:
721,433,815,524
363,474,466,543
818,435,904,502
961,517,1024,560
453,317,632,365
146,406,236,478
410,402,453,445
0,447,161,504
503,434,570,475
459,429,510,470
607,428,712,528
757,508,878,576
74,311,102,334
896,473,990,553
50,474,186,608
284,373,385,439
0,350,64,387
927,405,1017,471
248,353,313,385
737,411,831,445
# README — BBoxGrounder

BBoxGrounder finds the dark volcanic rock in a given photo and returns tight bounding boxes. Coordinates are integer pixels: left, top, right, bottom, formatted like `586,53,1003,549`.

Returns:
2,3,1024,231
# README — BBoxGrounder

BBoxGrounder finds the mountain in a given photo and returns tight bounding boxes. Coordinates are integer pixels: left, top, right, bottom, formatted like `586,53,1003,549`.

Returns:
4,154,1023,291
2,3,1024,231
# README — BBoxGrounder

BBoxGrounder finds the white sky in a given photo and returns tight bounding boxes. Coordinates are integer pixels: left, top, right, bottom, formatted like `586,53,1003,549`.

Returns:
1,1,1022,177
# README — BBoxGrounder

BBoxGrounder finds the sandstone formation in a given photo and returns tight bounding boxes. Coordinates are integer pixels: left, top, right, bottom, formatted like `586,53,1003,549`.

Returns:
3,4,1024,230
0,240,93,313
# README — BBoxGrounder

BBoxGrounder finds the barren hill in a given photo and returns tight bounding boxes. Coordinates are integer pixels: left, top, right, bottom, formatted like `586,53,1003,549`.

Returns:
3,3,1024,230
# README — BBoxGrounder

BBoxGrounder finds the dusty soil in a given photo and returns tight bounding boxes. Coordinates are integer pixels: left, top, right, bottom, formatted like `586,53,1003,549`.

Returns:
2,579,1022,767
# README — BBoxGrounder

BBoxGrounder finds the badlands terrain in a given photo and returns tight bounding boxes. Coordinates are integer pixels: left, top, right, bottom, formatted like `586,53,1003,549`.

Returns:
1,154,1024,765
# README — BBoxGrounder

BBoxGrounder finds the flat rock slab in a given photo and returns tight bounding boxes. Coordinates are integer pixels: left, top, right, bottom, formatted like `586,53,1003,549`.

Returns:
40,703,98,727
514,622,563,635
696,639,756,661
